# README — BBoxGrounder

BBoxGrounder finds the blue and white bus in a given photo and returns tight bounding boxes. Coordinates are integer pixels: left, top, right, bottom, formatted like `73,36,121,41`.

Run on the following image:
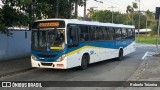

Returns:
31,19,135,69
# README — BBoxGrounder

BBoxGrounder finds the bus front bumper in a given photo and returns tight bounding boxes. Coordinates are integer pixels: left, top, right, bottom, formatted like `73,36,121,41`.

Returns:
31,58,67,69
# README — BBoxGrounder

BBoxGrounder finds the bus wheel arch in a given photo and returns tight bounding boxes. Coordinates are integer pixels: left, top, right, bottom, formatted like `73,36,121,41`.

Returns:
80,53,90,70
118,48,123,61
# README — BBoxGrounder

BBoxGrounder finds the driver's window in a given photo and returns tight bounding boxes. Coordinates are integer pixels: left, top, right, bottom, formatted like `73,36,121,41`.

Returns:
68,27,73,44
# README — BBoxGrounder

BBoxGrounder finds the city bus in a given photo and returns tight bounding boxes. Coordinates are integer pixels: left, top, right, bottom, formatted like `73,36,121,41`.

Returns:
31,19,135,69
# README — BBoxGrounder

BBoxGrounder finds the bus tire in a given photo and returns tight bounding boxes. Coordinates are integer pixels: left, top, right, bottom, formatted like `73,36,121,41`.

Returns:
117,49,123,61
80,55,89,70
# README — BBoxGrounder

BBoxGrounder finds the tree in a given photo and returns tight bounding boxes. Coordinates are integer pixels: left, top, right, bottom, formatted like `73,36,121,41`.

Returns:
91,10,112,23
91,10,128,24
0,5,21,35
0,0,85,27
145,10,154,26
132,2,138,9
126,2,138,25
87,7,96,18
126,5,133,24
69,0,85,18
0,4,28,27
149,21,157,35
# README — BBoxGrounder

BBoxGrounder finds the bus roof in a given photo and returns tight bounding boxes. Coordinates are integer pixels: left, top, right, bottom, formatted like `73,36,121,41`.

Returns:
35,19,135,29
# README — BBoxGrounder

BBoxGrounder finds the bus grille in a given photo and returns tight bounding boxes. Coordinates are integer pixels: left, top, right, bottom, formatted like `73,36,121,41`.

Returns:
37,54,57,58
41,63,53,66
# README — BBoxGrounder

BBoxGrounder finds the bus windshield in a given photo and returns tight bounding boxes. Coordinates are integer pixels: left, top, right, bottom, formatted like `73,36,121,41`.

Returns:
32,29,65,52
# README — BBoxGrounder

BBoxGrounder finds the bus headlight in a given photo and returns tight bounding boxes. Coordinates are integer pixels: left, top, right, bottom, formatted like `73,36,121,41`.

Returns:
31,55,37,61
57,54,66,62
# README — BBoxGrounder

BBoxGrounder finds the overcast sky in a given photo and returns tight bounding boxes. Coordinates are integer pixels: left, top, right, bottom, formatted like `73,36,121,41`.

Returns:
78,0,160,16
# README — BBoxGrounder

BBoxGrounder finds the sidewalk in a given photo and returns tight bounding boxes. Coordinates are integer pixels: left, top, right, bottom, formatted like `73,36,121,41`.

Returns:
128,54,160,81
116,54,160,90
0,57,32,77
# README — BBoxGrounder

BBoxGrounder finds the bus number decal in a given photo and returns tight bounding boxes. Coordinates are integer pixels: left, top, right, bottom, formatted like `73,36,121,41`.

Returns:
90,51,94,55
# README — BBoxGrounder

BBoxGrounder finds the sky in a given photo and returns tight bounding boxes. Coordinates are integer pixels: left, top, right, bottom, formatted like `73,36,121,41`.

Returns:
78,0,160,16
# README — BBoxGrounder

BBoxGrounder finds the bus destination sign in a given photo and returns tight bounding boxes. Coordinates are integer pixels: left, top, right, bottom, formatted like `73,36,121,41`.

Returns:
39,22,60,27
32,20,65,29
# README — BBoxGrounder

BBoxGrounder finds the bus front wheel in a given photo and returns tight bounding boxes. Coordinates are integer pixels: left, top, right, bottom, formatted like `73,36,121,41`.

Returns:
80,55,89,70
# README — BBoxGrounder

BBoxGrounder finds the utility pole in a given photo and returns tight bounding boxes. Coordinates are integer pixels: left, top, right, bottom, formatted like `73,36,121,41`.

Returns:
136,0,141,43
84,0,87,20
56,0,59,18
108,6,117,23
145,17,148,35
157,15,160,54
155,7,160,54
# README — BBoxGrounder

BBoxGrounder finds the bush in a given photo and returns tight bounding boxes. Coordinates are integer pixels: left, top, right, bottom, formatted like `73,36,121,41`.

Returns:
0,22,10,36
149,21,158,35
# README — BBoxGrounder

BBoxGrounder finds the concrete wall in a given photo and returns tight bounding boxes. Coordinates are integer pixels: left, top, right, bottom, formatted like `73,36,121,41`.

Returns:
0,30,31,61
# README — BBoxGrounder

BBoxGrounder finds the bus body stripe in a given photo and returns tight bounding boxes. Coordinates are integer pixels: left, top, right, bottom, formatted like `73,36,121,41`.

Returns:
66,46,107,57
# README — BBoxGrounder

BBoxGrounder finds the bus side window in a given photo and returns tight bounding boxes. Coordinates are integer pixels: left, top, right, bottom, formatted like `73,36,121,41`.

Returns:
80,25,85,42
101,27,107,40
127,29,133,39
94,27,99,41
115,28,122,40
108,27,114,40
90,26,95,41
67,25,79,47
98,27,103,40
121,28,127,39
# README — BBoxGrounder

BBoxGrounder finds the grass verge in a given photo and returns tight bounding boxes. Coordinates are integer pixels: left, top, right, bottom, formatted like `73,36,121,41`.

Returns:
136,35,157,44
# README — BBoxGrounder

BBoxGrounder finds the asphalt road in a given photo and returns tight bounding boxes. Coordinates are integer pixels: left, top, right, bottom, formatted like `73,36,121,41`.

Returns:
0,44,156,90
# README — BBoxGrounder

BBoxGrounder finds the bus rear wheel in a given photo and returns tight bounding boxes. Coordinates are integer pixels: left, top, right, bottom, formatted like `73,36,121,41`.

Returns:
80,55,89,70
117,49,123,61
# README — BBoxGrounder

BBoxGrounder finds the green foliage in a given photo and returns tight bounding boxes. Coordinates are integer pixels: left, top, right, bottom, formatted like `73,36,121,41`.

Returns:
126,5,134,14
0,0,85,34
0,4,28,35
91,9,156,32
92,10,112,23
91,10,129,24
0,0,157,36
132,2,138,9
136,35,156,44
0,5,28,27
114,12,128,24
1,0,85,21
0,21,10,36
149,21,158,35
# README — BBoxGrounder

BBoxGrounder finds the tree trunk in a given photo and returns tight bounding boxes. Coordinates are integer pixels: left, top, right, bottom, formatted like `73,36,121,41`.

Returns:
75,1,78,18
